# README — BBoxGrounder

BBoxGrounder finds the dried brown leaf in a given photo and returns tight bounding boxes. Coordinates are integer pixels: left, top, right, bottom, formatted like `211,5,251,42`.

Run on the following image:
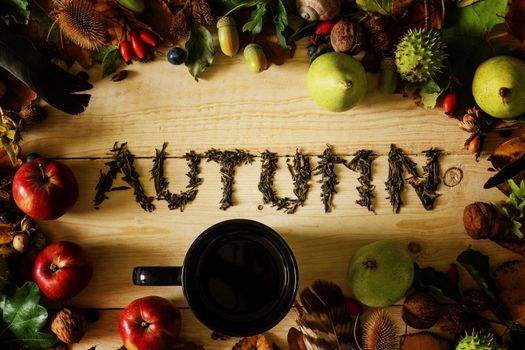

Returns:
506,0,525,43
142,0,180,44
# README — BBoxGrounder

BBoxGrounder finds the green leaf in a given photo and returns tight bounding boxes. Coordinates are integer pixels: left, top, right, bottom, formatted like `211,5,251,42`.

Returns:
419,80,443,109
414,264,462,302
443,0,511,115
456,249,508,318
270,0,290,49
0,0,29,26
243,3,266,35
92,46,122,78
356,0,392,15
185,26,215,81
0,282,58,349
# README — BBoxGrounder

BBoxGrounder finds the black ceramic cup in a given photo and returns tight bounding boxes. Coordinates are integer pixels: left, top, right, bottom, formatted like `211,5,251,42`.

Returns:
132,219,298,336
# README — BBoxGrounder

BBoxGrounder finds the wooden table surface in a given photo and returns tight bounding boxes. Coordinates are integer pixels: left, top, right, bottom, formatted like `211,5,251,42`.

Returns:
22,43,523,349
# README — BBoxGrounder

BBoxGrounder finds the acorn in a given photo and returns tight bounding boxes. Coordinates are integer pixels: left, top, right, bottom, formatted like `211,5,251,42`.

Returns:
217,16,240,57
402,293,441,329
51,307,86,344
243,43,268,73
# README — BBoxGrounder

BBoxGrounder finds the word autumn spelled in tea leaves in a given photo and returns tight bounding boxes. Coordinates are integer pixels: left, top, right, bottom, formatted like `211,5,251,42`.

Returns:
94,143,443,213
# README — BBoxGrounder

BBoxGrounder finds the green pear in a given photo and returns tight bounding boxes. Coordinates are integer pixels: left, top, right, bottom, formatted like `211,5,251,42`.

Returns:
307,52,368,112
347,240,414,307
472,56,525,119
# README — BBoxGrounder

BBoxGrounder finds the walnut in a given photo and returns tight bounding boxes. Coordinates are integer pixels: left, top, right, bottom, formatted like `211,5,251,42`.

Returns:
463,202,506,239
330,19,365,55
50,307,86,344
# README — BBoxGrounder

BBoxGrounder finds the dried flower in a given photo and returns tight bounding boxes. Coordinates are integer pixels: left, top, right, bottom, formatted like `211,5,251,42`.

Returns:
362,309,399,350
50,0,107,51
50,307,86,344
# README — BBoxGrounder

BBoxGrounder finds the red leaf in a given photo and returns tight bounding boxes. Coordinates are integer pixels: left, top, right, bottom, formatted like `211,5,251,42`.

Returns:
506,0,525,43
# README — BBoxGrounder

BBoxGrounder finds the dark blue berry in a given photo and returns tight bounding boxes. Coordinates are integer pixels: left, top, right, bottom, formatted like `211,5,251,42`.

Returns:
25,153,41,162
167,47,187,65
307,45,317,57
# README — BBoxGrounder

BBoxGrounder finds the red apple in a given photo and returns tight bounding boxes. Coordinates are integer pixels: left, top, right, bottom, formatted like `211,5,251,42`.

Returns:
12,158,78,220
119,296,182,350
33,241,93,301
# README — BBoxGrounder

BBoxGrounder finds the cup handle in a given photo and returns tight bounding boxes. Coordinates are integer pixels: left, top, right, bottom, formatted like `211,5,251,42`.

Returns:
132,267,182,286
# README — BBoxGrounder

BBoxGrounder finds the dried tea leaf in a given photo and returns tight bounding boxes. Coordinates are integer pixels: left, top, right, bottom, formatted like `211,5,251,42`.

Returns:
185,26,214,81
506,0,525,43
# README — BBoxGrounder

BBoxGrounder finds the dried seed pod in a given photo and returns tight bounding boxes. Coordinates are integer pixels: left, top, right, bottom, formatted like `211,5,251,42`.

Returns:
51,0,107,51
402,293,440,329
191,0,214,26
362,309,399,350
330,19,365,55
51,307,86,344
296,0,340,21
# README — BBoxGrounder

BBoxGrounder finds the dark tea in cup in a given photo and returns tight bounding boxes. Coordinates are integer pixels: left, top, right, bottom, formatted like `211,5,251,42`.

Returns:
133,219,298,336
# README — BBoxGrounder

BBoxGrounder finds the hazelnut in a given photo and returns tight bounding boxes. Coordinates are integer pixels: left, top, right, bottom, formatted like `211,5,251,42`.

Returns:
330,19,365,55
51,307,86,344
402,293,440,329
12,233,30,253
463,202,503,239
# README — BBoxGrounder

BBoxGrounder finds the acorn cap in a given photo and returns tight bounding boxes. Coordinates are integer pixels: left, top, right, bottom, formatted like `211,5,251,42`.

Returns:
217,16,236,28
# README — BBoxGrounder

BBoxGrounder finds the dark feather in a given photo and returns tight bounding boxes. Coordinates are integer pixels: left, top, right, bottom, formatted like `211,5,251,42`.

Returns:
0,23,92,115
297,280,358,350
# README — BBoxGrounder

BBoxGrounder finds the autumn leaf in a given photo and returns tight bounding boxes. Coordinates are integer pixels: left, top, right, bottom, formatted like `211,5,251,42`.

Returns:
506,0,525,43
185,26,214,81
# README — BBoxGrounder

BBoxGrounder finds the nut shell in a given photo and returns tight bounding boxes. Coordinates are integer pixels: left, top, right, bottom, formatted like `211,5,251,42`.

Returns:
330,19,365,55
463,202,504,239
402,293,440,329
51,307,86,344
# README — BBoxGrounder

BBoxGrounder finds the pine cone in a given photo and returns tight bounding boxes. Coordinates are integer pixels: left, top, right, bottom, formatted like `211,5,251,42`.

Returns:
190,0,214,26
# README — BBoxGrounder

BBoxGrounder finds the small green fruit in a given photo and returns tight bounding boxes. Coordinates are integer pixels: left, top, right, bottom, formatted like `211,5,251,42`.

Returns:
117,0,145,14
472,56,525,119
379,57,398,95
347,240,414,307
217,16,240,57
307,52,367,112
244,43,268,73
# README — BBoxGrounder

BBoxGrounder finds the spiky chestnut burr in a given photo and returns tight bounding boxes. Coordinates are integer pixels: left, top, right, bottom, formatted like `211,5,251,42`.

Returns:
395,29,447,83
